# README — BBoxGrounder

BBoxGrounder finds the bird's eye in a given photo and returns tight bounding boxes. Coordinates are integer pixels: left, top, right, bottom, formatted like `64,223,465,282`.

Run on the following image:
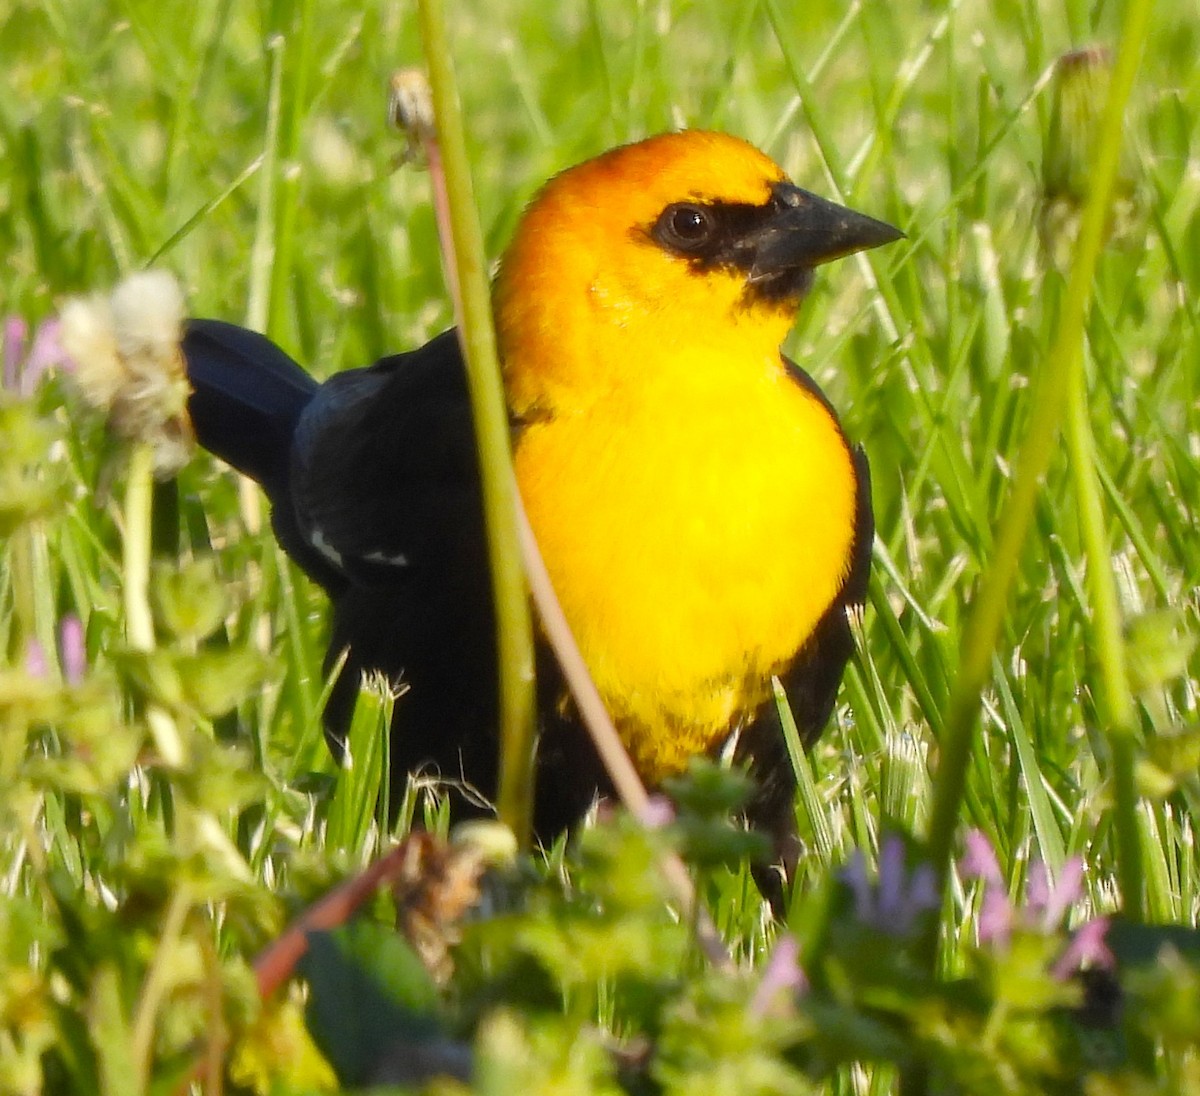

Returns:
654,203,715,252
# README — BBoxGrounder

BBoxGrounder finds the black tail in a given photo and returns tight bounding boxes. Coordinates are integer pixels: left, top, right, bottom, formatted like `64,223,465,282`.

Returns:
183,319,317,502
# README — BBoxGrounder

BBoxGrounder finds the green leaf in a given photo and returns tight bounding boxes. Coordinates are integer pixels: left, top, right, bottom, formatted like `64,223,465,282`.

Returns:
1125,610,1196,694
151,554,229,641
1106,918,1200,966
299,924,442,1086
674,816,771,872
179,645,272,717
87,965,138,1096
0,398,68,535
663,759,756,818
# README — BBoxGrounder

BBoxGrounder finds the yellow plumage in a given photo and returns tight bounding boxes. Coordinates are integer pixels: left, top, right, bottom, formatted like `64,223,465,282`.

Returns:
497,132,860,781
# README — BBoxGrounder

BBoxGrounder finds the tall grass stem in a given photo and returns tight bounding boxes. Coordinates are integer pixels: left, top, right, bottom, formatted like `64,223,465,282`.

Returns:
416,0,538,847
923,0,1153,930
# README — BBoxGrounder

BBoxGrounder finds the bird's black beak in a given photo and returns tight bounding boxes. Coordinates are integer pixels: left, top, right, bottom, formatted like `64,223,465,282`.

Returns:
746,182,904,284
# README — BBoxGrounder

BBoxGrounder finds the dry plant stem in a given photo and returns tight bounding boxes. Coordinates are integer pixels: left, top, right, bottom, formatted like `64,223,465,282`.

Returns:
515,504,733,970
173,842,428,1096
252,839,424,999
415,0,538,848
424,136,463,323
405,70,730,965
511,506,651,820
246,34,283,338
132,885,191,1091
200,934,227,1095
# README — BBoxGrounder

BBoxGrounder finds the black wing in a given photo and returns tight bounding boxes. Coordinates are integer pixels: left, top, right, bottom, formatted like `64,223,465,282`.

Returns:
184,319,318,502
184,322,481,599
184,321,501,789
287,329,480,588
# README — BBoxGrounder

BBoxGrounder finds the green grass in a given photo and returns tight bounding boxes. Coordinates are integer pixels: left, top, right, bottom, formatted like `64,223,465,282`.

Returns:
2,0,1200,1091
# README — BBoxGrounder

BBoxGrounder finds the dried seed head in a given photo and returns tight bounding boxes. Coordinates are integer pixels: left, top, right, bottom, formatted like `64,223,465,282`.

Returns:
60,270,193,477
1039,47,1141,266
388,68,435,165
60,293,121,409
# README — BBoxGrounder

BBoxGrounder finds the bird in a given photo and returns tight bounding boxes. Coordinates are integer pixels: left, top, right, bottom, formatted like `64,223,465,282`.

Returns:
183,130,902,912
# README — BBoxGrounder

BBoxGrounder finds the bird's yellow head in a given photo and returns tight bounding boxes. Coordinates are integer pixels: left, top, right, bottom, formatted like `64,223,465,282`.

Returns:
495,130,901,417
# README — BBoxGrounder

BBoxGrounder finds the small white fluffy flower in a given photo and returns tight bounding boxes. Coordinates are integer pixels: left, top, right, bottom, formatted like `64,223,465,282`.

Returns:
110,270,186,367
60,270,192,476
60,293,121,410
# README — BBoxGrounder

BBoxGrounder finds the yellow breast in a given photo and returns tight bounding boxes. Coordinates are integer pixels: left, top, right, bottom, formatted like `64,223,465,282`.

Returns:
515,348,857,783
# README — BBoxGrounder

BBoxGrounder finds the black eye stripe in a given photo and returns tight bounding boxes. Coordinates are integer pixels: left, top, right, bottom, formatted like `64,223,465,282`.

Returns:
647,195,814,303
650,199,773,263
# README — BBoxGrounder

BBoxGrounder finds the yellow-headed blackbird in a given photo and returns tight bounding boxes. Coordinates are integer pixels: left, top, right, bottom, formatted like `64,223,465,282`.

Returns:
184,131,901,910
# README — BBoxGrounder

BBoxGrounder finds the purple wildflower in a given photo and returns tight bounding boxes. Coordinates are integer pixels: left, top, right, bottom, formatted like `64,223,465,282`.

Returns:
977,887,1016,947
25,637,49,679
640,794,676,830
3,316,27,390
960,830,1016,944
2,315,72,396
750,933,807,1017
960,829,1005,887
958,832,1113,979
21,616,86,684
1052,917,1115,980
1027,856,1084,932
59,614,86,686
843,835,940,936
